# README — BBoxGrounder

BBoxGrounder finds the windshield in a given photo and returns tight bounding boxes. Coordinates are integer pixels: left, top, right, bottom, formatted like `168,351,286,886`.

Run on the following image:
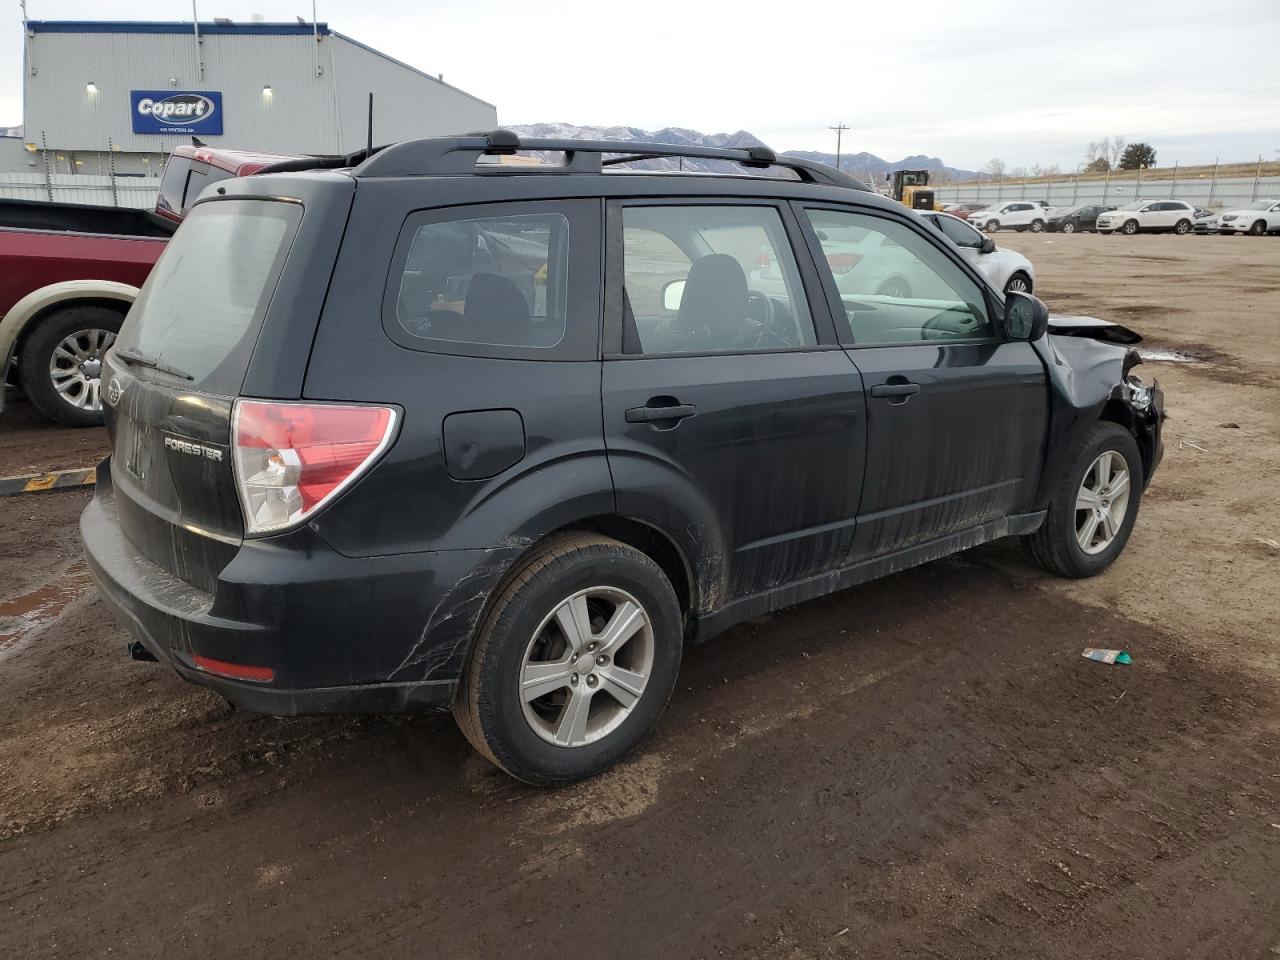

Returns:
1115,201,1146,211
116,199,301,393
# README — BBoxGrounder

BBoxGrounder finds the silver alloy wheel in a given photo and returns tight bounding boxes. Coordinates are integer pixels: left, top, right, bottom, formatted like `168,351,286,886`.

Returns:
519,586,655,748
1005,274,1030,294
1030,219,1044,233
1122,220,1138,235
985,220,1000,233
1061,221,1076,233
1075,450,1131,555
48,328,116,412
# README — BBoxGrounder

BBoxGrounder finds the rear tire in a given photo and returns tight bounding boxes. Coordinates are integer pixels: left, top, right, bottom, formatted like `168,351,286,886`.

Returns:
1030,218,1045,233
1121,220,1139,235
18,305,123,427
454,533,683,785
1024,422,1144,579
1174,219,1191,235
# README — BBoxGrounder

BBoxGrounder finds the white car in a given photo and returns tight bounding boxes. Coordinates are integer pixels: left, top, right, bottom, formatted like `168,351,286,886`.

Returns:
968,201,1048,234
1217,199,1280,235
918,212,1036,295
1095,199,1196,235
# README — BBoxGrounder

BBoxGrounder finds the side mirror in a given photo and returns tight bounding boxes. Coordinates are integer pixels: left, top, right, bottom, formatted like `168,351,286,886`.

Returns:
1004,291,1049,341
979,237,996,254
661,278,686,312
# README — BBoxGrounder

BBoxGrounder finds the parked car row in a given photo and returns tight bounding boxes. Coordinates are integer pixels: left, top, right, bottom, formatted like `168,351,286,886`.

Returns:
941,197,1279,236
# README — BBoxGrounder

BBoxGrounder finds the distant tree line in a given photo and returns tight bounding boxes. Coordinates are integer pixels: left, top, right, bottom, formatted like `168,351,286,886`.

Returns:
977,137,1159,181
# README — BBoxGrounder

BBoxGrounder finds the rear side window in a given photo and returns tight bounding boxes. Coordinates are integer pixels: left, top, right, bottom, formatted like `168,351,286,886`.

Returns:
393,212,569,349
116,199,300,393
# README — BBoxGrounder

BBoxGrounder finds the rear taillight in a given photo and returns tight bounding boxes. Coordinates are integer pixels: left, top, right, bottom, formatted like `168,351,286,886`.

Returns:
232,400,398,535
826,252,863,275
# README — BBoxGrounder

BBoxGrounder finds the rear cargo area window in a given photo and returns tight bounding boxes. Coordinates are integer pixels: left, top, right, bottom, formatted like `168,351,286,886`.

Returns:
115,199,300,393
393,213,569,350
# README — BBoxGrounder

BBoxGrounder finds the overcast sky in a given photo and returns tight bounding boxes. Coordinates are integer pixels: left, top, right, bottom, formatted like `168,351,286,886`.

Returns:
4,0,1278,169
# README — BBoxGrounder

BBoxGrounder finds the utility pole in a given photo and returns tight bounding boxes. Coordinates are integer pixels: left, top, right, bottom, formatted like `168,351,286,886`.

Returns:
1251,153,1263,201
829,123,849,171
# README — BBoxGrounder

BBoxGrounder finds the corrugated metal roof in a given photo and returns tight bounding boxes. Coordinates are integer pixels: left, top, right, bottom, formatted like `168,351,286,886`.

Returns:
26,20,331,36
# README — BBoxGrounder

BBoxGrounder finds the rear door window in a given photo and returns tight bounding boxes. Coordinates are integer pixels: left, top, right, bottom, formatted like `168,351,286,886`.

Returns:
620,204,816,355
115,199,301,394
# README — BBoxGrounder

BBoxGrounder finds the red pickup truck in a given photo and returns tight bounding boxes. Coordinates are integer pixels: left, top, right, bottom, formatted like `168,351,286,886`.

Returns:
1,145,295,426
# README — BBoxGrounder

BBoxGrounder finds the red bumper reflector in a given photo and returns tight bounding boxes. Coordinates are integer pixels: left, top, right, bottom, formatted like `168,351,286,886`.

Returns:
193,654,275,683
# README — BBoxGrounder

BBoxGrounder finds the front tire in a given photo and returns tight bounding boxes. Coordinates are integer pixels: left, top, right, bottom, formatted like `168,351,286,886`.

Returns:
984,219,1001,233
1248,219,1267,236
1004,271,1033,295
454,534,683,785
1061,221,1076,234
1024,422,1144,578
1121,220,1139,235
17,305,123,427
1174,219,1191,235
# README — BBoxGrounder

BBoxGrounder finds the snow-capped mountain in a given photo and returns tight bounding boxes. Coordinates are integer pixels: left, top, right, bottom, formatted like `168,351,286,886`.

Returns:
505,123,975,181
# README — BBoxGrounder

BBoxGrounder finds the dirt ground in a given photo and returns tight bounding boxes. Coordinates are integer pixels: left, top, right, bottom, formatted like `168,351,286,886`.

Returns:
1,233,1278,960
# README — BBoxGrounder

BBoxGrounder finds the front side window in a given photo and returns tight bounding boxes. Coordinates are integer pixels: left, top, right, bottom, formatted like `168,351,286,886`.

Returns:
394,212,569,349
621,205,816,354
805,208,994,346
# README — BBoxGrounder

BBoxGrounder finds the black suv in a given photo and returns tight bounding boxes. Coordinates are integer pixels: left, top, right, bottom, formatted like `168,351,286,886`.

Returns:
82,132,1164,785
1045,204,1117,233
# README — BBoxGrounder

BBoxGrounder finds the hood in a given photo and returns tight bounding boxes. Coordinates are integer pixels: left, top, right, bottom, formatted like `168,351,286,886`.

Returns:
1047,314,1142,345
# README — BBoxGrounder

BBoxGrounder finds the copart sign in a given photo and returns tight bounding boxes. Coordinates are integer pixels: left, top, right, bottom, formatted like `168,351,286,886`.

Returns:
130,91,223,135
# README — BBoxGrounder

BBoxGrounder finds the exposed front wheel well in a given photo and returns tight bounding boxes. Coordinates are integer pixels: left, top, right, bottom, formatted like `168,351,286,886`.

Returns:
1098,397,1156,483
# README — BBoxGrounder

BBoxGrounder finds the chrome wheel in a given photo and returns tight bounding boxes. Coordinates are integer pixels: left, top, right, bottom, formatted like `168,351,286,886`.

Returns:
519,586,654,748
1075,450,1131,555
48,328,115,412
1061,222,1076,234
1005,274,1030,294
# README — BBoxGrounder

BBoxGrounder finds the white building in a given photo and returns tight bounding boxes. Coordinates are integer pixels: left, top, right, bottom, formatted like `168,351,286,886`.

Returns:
14,18,498,176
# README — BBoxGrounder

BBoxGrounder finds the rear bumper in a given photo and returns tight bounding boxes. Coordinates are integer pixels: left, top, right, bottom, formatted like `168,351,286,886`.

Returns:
81,465,515,715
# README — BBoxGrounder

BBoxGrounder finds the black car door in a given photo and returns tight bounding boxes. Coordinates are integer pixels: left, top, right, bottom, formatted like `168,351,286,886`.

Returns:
795,203,1048,561
601,200,868,604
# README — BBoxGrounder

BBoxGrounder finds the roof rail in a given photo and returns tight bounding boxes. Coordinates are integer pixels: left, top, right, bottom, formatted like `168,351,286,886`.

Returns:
351,130,868,190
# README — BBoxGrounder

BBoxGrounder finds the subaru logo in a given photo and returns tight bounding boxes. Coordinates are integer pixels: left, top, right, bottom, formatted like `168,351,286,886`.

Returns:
135,93,216,126
105,377,123,408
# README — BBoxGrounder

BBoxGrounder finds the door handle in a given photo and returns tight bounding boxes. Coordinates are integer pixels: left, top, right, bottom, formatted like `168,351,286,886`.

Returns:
625,402,696,424
869,382,920,399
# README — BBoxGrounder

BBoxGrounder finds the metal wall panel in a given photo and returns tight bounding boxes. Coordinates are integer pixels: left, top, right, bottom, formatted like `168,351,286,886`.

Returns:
23,26,495,156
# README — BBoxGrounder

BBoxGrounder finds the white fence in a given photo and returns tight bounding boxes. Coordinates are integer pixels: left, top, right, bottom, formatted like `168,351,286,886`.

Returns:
0,172,159,209
936,174,1280,211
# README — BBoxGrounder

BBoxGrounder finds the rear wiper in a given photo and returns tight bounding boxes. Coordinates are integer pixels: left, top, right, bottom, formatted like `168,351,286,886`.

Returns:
112,347,194,381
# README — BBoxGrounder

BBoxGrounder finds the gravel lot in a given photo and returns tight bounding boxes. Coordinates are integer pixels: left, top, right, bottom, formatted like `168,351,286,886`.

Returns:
1,233,1278,959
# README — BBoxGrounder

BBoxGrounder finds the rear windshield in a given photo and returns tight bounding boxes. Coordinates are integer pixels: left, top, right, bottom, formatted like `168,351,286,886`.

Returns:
116,199,300,394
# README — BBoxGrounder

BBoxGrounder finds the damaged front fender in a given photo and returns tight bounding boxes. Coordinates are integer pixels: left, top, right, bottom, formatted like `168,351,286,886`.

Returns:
1033,315,1165,505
